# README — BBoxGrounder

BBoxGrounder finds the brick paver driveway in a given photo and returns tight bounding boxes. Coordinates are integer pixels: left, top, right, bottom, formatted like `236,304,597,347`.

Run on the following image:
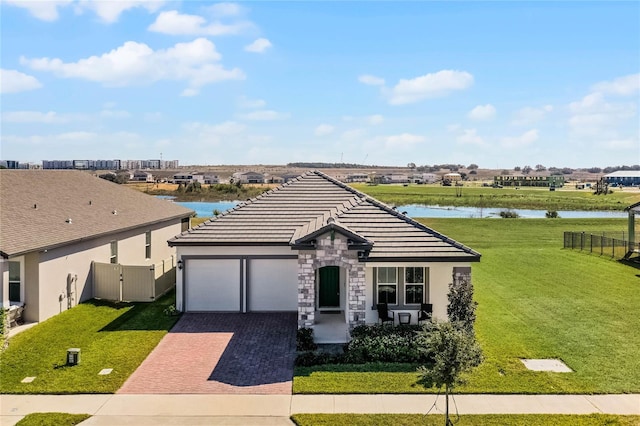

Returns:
118,313,297,394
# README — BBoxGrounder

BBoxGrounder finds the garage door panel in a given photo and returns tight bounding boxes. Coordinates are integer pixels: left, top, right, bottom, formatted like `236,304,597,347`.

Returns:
248,259,298,311
186,259,240,312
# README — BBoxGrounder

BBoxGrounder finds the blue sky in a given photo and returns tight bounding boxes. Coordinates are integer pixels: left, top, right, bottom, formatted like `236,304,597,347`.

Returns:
1,1,638,168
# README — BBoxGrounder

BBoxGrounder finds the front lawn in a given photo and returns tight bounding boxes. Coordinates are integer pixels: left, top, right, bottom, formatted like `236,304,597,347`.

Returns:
0,290,180,394
15,413,90,426
294,218,640,394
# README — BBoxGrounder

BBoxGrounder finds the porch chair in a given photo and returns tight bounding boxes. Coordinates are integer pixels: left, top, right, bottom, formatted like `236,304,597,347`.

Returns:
418,303,433,324
376,303,395,326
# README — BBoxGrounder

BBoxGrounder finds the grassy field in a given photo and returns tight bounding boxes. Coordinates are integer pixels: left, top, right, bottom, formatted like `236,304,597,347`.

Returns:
291,414,640,426
353,183,640,211
0,291,180,394
294,218,640,394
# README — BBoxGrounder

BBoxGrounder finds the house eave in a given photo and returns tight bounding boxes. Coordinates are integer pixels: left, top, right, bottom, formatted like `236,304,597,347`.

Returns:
363,254,481,263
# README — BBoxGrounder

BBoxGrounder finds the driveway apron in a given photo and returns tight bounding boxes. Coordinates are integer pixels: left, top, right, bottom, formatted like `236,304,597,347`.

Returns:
118,313,297,394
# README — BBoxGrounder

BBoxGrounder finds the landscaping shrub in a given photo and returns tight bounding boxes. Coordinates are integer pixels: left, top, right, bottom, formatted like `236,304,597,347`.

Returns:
343,325,428,364
499,210,520,218
295,351,341,367
297,328,318,351
546,210,560,218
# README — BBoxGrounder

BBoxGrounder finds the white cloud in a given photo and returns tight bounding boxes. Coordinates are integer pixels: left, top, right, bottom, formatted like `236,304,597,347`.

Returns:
501,129,539,148
2,111,67,124
20,38,244,96
207,2,245,17
244,38,272,53
367,114,384,125
315,124,335,136
76,0,165,23
0,69,42,94
99,109,131,119
148,10,252,35
238,110,290,121
341,128,366,141
568,92,636,137
238,96,266,109
591,73,640,97
358,74,385,86
468,104,496,121
604,138,638,150
511,105,553,126
457,128,485,146
185,120,245,135
387,70,474,105
3,0,73,21
384,133,426,149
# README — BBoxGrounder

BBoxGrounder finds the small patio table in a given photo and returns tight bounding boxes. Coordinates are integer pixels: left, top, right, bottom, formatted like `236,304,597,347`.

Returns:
398,312,411,325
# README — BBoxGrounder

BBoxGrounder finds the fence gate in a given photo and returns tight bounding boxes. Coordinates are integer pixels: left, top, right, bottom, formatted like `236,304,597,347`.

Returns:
92,261,167,302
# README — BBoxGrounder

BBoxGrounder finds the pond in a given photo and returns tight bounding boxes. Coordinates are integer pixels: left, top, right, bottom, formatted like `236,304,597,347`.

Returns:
159,199,627,219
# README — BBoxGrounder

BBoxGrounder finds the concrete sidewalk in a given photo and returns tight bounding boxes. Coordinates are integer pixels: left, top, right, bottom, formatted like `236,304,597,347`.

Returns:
1,393,639,425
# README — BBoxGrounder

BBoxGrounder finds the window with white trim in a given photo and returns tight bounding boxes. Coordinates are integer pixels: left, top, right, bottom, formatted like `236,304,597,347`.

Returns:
376,267,397,305
405,267,425,304
110,241,118,264
8,261,21,303
145,231,151,259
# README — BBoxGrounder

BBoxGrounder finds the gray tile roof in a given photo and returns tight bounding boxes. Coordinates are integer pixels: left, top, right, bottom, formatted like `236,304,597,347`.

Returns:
1,170,193,258
170,171,480,262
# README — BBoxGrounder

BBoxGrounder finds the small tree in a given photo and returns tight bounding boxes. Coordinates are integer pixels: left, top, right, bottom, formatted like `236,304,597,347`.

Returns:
447,271,477,335
417,320,483,426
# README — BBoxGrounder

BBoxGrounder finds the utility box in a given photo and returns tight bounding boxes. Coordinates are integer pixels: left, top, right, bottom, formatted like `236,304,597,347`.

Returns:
67,348,81,366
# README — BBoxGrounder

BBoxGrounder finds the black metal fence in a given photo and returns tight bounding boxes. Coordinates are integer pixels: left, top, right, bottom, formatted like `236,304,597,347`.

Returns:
563,231,640,260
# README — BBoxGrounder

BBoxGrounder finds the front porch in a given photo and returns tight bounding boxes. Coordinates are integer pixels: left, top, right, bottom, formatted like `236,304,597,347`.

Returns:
312,311,350,343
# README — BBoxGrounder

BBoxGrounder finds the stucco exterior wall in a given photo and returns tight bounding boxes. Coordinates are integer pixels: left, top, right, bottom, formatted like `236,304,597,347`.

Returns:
364,261,471,325
7,219,183,323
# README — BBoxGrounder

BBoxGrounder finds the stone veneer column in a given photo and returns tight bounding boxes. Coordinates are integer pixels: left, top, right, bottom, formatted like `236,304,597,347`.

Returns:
297,232,368,329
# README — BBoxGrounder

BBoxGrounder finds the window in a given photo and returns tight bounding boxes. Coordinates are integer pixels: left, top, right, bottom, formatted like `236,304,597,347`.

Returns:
110,241,118,264
376,267,397,305
405,267,424,304
8,261,21,302
145,231,151,259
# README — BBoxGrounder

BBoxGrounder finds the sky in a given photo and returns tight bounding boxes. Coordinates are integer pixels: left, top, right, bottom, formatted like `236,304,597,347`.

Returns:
1,1,639,168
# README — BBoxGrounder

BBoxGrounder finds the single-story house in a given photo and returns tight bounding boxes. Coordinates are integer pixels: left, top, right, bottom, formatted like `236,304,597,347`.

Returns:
232,171,265,184
604,171,640,187
169,171,480,333
0,170,193,323
132,171,154,182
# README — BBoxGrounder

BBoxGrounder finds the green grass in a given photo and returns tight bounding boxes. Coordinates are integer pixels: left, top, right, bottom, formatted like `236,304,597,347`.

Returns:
291,414,640,426
0,290,180,394
15,413,90,426
293,218,640,394
353,183,640,211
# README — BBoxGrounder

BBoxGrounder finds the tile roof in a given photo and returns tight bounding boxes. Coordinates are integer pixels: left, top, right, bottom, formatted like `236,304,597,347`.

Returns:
1,170,193,258
169,171,480,262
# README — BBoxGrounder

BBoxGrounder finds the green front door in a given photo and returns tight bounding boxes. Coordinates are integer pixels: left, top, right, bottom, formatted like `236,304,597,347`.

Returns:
319,266,340,308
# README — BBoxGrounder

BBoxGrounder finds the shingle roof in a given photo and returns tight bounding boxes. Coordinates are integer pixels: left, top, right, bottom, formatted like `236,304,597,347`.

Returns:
169,171,480,262
0,170,193,258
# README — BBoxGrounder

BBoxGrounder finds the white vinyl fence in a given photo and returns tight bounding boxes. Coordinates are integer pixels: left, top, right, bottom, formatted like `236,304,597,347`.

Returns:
92,256,176,302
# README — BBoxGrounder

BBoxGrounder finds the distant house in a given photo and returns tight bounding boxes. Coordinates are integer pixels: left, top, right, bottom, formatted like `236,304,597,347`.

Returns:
494,174,564,187
604,171,640,187
0,170,193,323
203,175,219,185
173,173,205,184
132,171,154,182
266,175,285,184
382,173,410,184
444,172,462,182
345,173,369,183
232,171,265,184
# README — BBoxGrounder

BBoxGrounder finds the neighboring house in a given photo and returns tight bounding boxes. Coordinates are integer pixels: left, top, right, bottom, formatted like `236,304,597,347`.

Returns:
382,173,410,184
344,173,369,183
169,171,480,337
203,174,220,185
0,170,193,323
604,171,640,187
173,173,205,184
232,171,265,184
494,174,564,187
132,171,154,182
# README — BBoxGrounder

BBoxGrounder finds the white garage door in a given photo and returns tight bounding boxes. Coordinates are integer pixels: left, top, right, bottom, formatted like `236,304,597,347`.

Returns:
185,259,241,312
248,259,298,311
